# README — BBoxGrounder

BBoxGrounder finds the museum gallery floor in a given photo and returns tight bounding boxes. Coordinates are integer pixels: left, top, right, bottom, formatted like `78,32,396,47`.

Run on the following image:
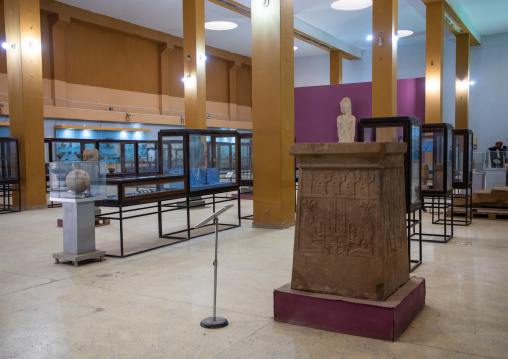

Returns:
0,197,507,358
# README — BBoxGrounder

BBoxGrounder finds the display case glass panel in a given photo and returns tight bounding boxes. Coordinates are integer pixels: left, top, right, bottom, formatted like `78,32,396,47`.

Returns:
473,151,486,173
487,149,507,168
50,140,96,162
160,135,185,176
49,161,106,199
421,123,454,195
98,141,136,175
97,175,187,206
240,134,253,185
453,129,473,188
357,116,422,212
159,130,239,194
0,137,19,182
137,141,159,174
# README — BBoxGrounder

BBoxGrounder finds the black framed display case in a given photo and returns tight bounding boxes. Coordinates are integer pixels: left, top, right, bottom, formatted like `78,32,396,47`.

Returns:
453,129,473,189
159,129,240,197
0,137,21,213
422,123,454,196
44,139,160,177
358,116,422,212
95,174,187,207
240,133,253,187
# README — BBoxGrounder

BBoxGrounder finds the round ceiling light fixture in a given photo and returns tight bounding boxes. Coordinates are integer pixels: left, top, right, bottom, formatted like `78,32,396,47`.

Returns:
331,0,372,11
204,21,238,31
294,46,298,51
397,30,414,38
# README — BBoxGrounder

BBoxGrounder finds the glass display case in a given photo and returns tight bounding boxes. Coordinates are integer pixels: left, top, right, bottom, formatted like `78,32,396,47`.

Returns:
97,140,136,176
159,129,240,195
48,161,106,200
473,152,486,173
358,116,422,212
137,140,159,175
486,149,507,168
95,175,187,207
45,139,96,163
453,129,473,188
240,134,253,186
421,123,454,196
0,137,19,182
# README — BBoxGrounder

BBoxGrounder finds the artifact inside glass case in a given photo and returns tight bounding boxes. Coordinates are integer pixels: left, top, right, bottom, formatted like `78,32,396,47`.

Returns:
357,116,422,212
0,137,19,182
453,129,473,188
421,123,454,195
49,161,106,199
240,134,253,185
97,141,136,175
473,151,486,173
48,140,96,162
486,149,507,168
159,130,239,193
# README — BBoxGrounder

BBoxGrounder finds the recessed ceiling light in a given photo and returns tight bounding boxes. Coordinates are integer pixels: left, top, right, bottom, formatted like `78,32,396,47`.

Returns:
398,30,414,38
331,0,372,11
205,21,238,31
367,35,373,41
294,46,298,51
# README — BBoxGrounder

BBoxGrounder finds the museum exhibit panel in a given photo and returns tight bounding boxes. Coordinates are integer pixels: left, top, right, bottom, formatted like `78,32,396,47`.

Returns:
357,116,423,271
0,137,20,214
421,123,454,242
49,160,107,266
452,129,474,225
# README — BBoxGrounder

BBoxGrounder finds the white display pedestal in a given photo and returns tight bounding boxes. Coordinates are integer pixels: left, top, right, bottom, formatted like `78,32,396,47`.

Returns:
472,172,485,191
51,196,106,267
485,168,506,190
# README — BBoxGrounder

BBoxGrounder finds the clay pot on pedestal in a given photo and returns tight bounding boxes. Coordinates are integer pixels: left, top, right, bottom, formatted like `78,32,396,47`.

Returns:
66,169,91,197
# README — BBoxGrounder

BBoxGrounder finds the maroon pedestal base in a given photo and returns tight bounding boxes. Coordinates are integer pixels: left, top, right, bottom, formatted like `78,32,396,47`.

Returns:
274,276,425,341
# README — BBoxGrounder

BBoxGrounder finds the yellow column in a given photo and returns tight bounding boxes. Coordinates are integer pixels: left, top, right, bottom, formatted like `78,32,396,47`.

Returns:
251,0,295,229
182,0,206,129
425,1,445,124
372,0,398,141
330,50,343,85
50,14,70,108
455,33,470,129
228,61,241,120
4,0,46,210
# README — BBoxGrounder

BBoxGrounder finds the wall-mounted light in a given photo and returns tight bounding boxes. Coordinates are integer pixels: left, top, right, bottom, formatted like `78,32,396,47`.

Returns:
469,80,475,86
200,54,207,62
426,78,440,92
378,31,383,46
393,34,399,42
1,42,14,50
125,113,131,121
0,104,3,115
182,75,191,83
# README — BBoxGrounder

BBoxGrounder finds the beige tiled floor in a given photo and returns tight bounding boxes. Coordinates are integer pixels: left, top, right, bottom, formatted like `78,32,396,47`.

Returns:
1,198,508,358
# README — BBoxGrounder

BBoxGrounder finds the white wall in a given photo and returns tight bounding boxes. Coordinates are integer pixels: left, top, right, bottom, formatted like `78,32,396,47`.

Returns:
295,33,508,151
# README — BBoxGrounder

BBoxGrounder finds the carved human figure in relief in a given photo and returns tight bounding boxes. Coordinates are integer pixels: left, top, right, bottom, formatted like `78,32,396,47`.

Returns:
337,97,356,143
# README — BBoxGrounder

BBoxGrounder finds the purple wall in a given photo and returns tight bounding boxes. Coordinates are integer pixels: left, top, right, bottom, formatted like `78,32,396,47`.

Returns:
295,78,425,143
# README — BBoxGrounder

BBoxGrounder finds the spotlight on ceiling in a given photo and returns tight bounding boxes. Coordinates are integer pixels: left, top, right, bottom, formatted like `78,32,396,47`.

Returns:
367,35,373,41
294,46,298,51
331,0,372,11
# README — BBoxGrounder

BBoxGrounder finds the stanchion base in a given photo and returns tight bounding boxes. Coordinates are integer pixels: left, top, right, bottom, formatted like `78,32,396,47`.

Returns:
200,317,228,329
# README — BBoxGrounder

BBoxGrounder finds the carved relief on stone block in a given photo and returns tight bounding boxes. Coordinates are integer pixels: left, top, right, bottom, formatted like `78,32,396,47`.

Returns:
296,168,380,259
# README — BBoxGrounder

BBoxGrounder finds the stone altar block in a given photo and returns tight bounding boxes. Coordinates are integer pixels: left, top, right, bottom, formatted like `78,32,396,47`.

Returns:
290,142,409,301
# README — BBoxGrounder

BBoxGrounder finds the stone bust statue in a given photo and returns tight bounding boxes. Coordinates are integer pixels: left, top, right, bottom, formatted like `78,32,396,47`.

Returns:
337,97,356,143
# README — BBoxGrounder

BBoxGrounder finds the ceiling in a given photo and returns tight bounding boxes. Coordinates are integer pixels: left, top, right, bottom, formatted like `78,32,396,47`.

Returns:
57,0,508,59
